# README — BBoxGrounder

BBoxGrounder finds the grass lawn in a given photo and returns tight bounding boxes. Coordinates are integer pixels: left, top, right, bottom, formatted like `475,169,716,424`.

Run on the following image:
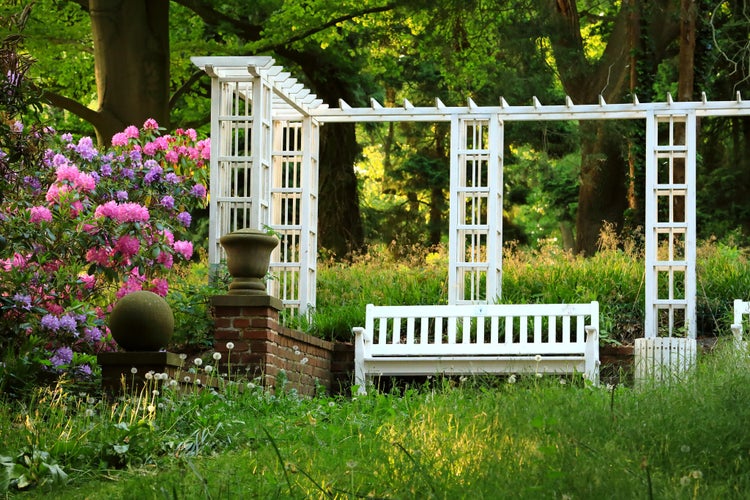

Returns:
6,340,750,499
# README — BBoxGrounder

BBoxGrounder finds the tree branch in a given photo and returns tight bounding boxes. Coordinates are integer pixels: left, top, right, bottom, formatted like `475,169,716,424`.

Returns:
170,0,262,40
256,3,398,52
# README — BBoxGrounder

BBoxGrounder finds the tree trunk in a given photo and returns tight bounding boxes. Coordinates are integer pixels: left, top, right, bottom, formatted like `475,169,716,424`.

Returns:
318,122,365,257
89,0,170,144
545,0,679,254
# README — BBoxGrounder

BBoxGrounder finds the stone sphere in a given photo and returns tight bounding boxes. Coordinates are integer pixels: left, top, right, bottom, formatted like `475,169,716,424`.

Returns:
109,291,174,351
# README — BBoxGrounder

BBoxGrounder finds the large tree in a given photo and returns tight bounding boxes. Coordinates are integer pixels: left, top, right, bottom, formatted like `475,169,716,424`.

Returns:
544,0,682,255
13,0,399,256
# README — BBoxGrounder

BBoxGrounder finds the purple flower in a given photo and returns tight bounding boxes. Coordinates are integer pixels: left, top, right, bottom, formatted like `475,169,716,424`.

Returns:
59,314,78,334
160,195,175,210
23,176,42,193
76,137,98,160
76,364,93,377
41,314,61,331
177,211,191,227
50,346,73,368
115,190,129,201
13,293,31,311
144,162,163,184
100,163,112,176
120,168,134,180
164,173,180,184
83,327,102,343
190,184,207,198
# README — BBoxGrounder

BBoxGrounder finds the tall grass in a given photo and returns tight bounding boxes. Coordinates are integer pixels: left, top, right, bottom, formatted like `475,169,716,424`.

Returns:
303,235,750,345
7,342,750,498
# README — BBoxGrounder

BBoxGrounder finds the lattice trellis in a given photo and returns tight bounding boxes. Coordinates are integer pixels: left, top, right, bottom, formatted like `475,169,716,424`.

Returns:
194,56,750,337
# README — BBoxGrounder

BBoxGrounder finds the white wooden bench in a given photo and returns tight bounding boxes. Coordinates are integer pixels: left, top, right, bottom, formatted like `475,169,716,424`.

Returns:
353,301,600,394
731,299,750,350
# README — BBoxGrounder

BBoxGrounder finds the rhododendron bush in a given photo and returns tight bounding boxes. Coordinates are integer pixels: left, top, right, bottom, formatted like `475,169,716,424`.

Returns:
0,119,209,386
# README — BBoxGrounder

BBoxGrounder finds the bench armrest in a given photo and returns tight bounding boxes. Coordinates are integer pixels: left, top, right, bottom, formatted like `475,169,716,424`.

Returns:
584,325,600,385
353,326,370,394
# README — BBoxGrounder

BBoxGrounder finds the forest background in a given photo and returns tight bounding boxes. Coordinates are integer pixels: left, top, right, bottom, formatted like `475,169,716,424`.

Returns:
3,0,750,258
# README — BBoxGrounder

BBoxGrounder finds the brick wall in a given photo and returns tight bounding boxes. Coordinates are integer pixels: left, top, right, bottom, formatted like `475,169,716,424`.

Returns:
211,294,339,397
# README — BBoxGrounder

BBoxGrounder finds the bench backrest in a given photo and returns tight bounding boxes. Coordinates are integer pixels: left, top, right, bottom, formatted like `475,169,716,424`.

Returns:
363,302,599,356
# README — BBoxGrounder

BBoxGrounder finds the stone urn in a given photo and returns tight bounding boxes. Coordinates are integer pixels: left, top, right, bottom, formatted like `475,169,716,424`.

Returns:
220,228,279,295
109,290,174,351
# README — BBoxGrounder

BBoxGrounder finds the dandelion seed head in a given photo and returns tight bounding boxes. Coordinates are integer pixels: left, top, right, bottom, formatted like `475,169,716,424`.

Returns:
193,358,203,366
226,342,235,350
212,352,221,361
130,367,138,374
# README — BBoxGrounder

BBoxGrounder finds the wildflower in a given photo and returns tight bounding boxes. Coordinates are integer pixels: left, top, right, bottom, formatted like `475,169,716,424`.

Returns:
170,379,178,387
204,365,213,374
212,352,222,361
85,408,95,418
680,476,691,487
508,374,517,384
535,372,543,378
145,371,154,380
131,367,138,374
226,342,235,350
328,401,335,407
691,470,703,480
247,382,256,390
147,404,156,413
194,378,201,385
534,354,542,362
193,358,203,366
680,445,690,453
559,378,567,385
152,390,159,396
183,376,191,383
300,357,309,365
179,353,187,360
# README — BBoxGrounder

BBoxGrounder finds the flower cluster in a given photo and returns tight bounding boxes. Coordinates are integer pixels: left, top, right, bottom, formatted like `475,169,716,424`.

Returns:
0,119,209,379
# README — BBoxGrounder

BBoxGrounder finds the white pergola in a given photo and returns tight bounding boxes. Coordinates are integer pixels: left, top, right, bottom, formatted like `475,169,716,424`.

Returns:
192,56,750,339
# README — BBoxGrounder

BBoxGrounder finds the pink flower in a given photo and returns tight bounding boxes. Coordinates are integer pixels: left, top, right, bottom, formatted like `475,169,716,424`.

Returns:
85,247,111,267
165,149,179,164
94,200,118,219
111,132,128,146
124,125,140,139
117,202,150,223
143,118,159,130
74,172,96,192
149,278,169,296
29,206,52,223
56,164,80,182
173,240,193,260
157,251,173,269
114,234,140,258
79,274,96,289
